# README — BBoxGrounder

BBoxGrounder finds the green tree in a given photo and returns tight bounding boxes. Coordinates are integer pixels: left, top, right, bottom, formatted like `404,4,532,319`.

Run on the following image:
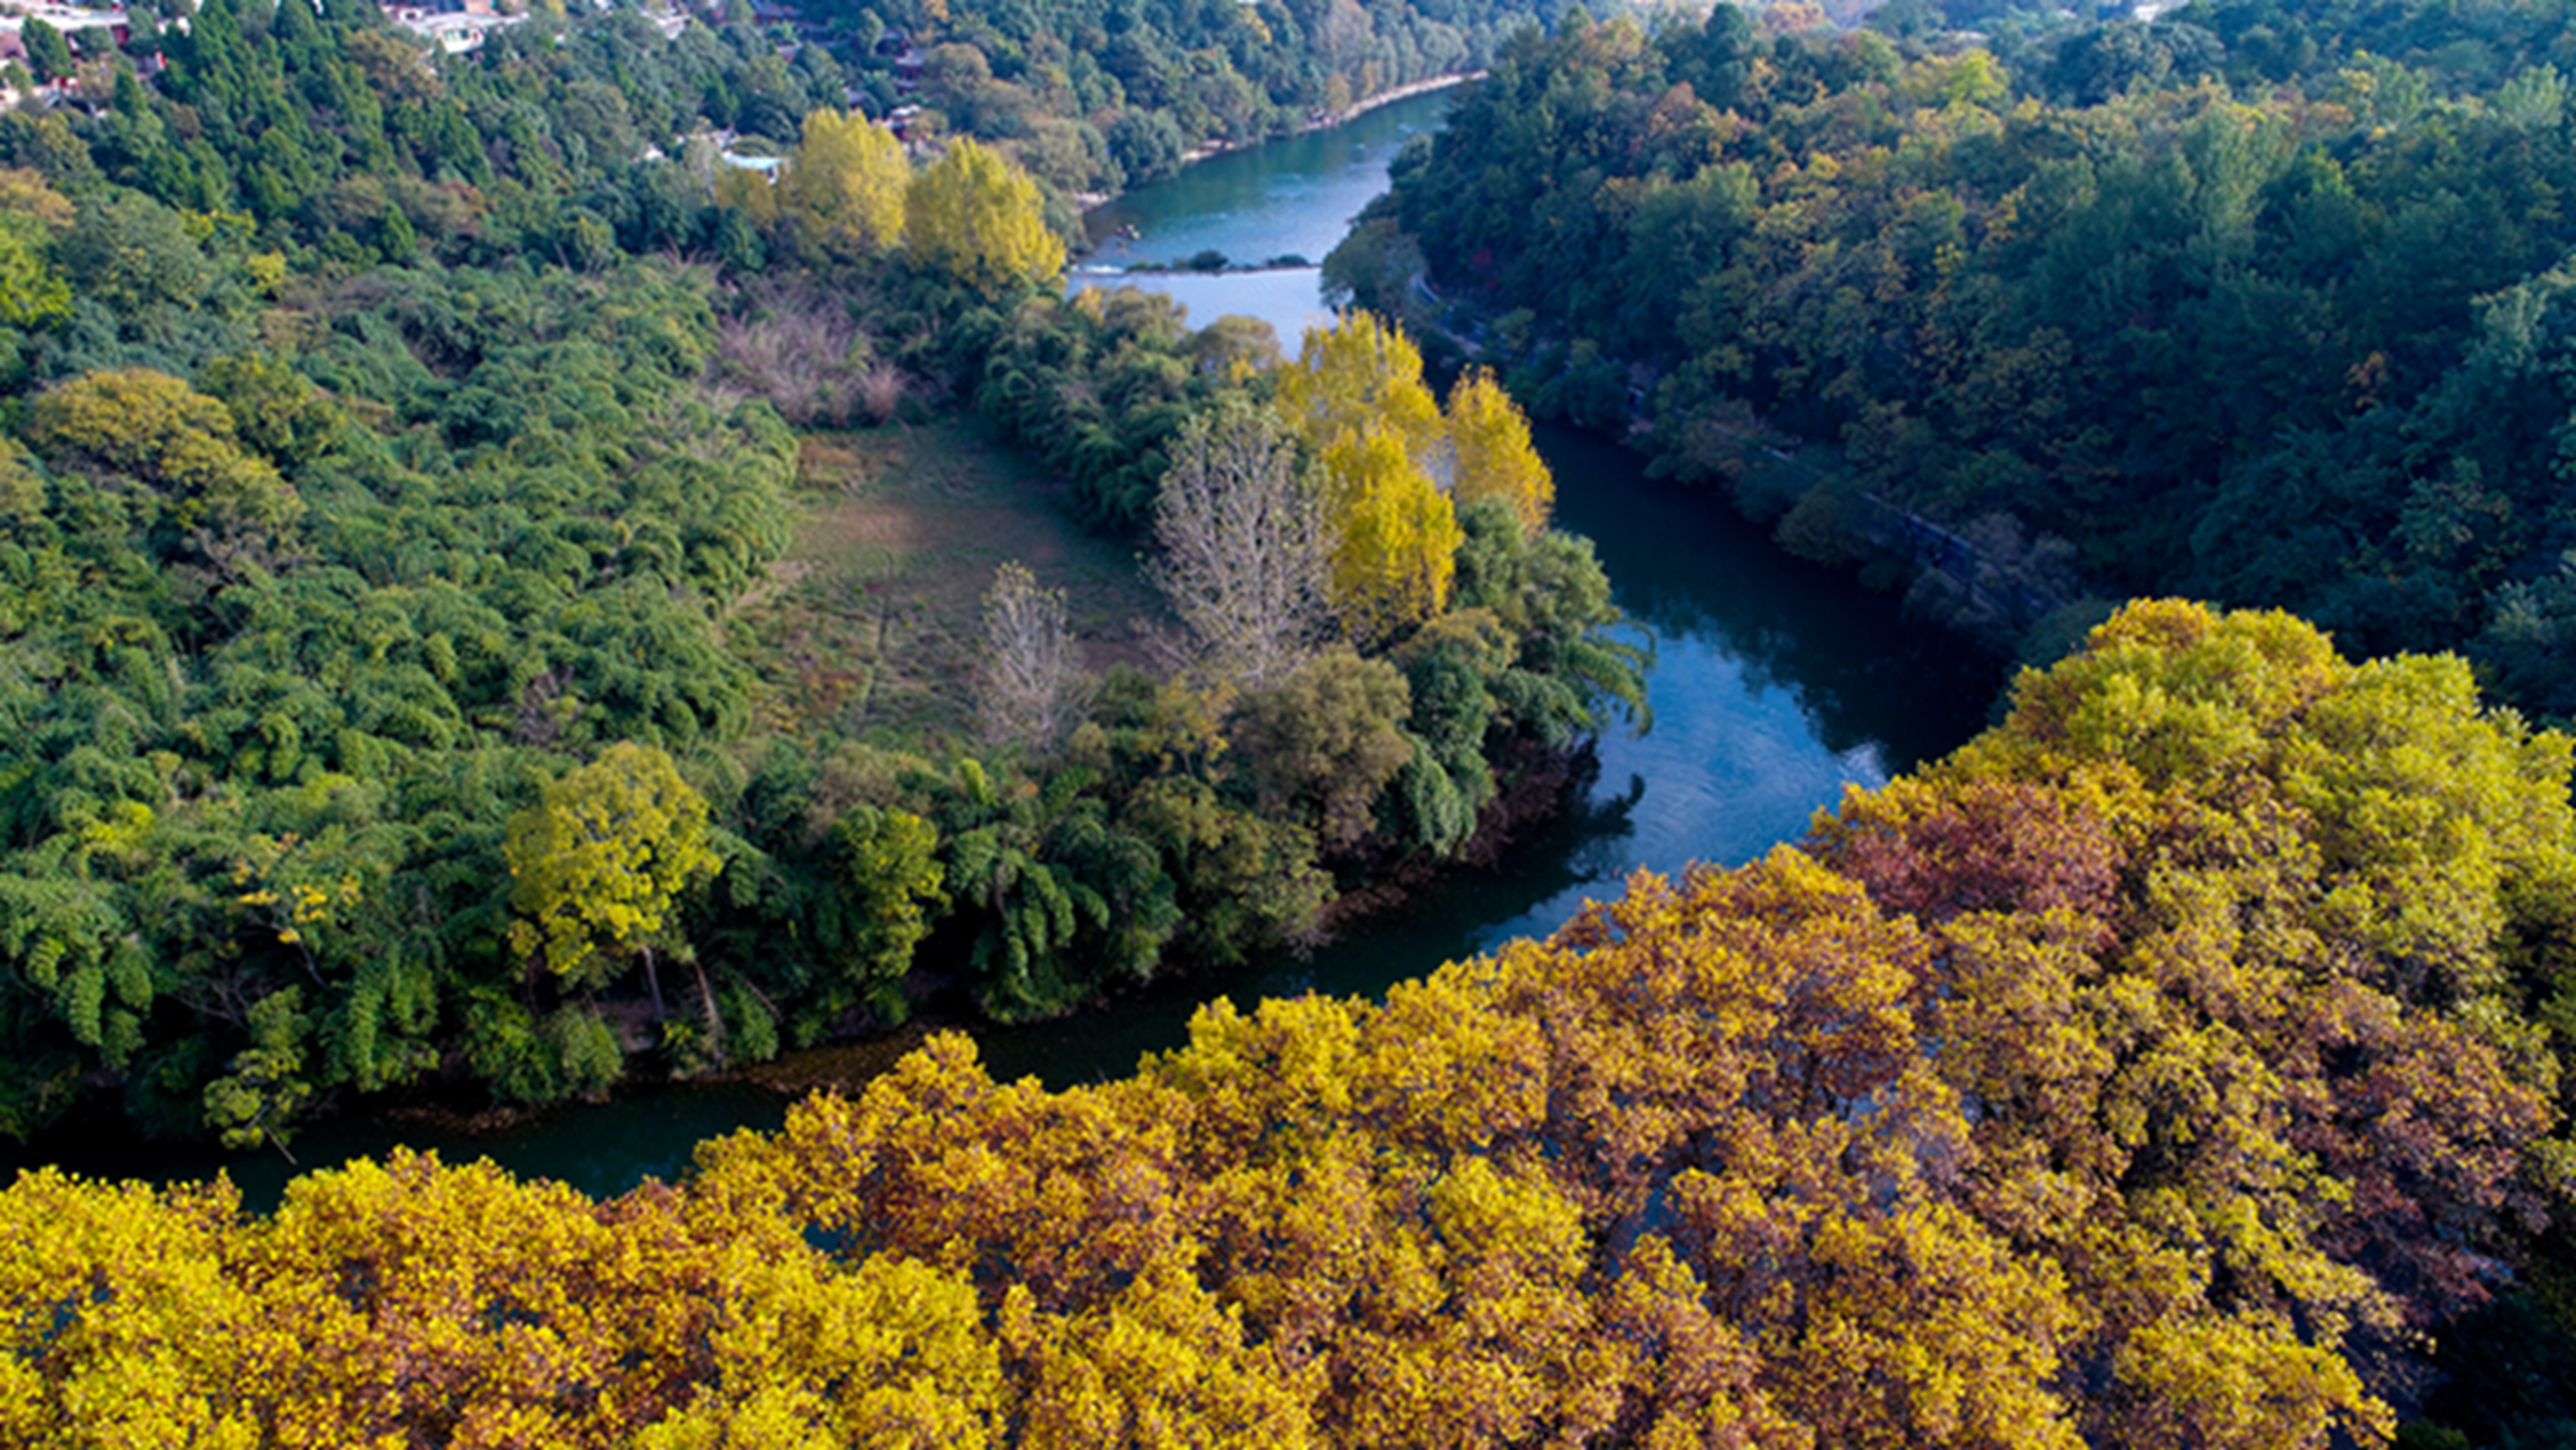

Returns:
1227,647,1414,847
21,19,73,86
819,805,947,1022
0,226,67,329
0,167,73,329
54,191,213,314
29,368,299,538
200,987,312,1158
506,742,720,1023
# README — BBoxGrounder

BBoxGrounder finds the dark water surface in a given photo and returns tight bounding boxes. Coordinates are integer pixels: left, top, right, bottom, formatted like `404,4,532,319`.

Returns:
5,95,2001,1211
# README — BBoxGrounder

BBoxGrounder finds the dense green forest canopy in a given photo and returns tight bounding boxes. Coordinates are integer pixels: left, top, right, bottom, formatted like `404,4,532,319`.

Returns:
1338,0,2576,718
0,0,1657,1150
4,601,2572,1447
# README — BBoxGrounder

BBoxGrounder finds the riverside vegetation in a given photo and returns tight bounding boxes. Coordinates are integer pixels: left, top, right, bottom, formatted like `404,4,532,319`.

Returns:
1327,0,2576,1437
1334,0,2576,708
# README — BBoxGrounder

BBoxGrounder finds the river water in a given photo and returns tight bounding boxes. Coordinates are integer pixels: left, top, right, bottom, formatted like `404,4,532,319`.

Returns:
1066,86,1464,342
6,88,2001,1210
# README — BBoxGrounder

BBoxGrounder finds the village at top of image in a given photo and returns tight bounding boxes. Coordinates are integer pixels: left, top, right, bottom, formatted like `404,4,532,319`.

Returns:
0,0,893,105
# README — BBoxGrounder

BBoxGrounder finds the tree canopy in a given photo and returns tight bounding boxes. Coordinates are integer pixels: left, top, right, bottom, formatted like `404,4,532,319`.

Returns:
506,741,719,1011
907,138,1065,291
0,3,1649,1139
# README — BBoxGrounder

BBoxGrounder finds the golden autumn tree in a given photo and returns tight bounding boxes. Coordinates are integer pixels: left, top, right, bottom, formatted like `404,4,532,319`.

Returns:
1444,365,1554,536
1276,310,1463,642
1811,599,2570,1447
235,1151,715,1447
1277,308,1446,466
0,1171,259,1448
782,108,909,262
709,149,782,229
1310,428,1463,644
905,139,1064,290
28,368,300,537
505,741,718,1023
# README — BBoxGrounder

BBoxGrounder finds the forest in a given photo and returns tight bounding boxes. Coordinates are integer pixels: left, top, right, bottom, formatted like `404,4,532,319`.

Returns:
1337,0,2576,717
7,600,2574,1446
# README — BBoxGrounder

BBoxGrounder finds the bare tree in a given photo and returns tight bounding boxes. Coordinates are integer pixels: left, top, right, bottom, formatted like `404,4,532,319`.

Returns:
976,561,1087,750
1147,403,1334,689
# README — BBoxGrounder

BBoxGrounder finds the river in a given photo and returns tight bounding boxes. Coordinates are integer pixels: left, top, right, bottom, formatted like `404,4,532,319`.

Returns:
4,88,2001,1211
1065,84,1465,342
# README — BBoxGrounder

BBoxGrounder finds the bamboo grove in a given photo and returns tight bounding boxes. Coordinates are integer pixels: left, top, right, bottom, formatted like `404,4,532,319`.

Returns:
7,601,2573,1447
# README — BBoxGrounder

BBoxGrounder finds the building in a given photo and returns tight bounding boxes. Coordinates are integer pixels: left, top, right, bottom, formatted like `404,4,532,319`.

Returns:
379,0,523,54
0,3,135,62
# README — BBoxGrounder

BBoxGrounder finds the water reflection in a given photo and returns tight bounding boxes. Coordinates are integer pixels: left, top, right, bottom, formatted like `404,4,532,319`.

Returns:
1080,91,1457,269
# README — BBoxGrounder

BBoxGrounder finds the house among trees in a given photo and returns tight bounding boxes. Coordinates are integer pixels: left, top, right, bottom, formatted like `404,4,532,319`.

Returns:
0,2,129,44
375,0,520,53
0,3,132,65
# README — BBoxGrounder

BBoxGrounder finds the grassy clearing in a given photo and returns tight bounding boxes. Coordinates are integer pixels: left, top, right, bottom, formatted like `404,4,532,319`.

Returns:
731,414,1170,746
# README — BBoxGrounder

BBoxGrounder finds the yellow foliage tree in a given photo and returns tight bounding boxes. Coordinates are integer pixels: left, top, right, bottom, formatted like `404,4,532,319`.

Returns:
6,602,2567,1450
1444,365,1554,536
240,1151,715,1447
905,139,1065,290
1276,308,1445,469
711,157,782,227
28,368,300,535
0,1171,258,1448
1277,310,1462,641
782,108,909,262
1313,429,1463,643
505,741,718,1021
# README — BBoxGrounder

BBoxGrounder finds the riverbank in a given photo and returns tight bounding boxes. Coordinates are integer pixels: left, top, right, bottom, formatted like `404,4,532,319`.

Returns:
1310,72,1485,130
1181,72,1484,167
1067,258,1316,278
1378,260,2101,662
